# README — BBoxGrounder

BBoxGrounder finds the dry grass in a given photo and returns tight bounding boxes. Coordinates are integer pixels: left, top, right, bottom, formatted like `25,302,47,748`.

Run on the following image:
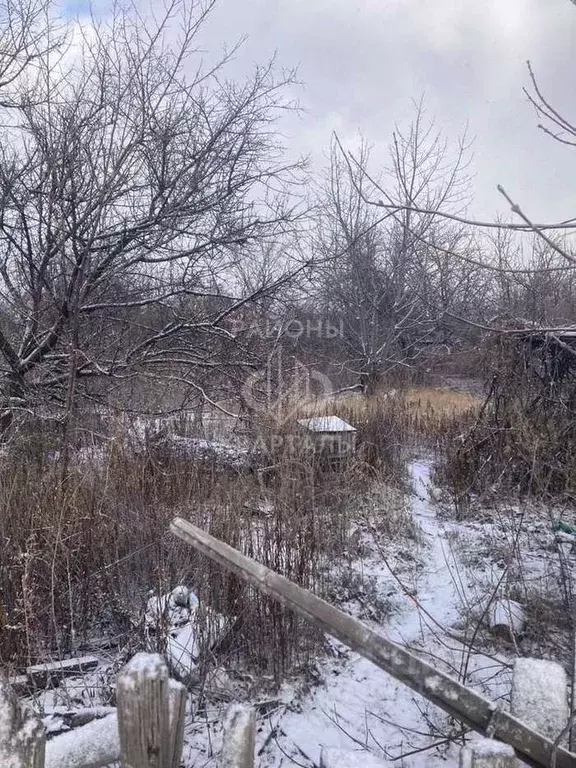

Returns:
402,388,482,440
298,386,480,419
0,445,319,678
0,386,479,682
404,387,482,415
0,412,399,682
295,386,481,447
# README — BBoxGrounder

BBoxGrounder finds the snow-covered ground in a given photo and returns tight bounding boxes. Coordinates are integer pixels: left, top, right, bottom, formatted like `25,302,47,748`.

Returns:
250,459,512,768
30,456,574,766
176,458,530,767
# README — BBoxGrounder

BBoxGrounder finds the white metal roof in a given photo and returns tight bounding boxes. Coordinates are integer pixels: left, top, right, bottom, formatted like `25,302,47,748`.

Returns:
297,416,357,433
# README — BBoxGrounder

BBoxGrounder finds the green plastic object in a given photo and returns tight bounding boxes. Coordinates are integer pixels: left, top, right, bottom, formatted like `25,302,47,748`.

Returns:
553,520,576,535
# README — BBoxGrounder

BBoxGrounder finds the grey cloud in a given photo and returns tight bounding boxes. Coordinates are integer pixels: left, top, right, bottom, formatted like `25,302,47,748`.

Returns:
196,0,576,222
80,0,576,222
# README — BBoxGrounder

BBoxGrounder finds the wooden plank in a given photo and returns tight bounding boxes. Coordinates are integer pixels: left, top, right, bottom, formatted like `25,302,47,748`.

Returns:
170,516,576,768
0,680,45,767
26,656,99,688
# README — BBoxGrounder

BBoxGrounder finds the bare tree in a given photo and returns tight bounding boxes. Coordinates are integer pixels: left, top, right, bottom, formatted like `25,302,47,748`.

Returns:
0,0,306,433
338,65,576,316
313,103,476,393
0,0,63,99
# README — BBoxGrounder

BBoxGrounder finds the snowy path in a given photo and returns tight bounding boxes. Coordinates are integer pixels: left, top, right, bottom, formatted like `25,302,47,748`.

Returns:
388,459,460,644
258,459,508,768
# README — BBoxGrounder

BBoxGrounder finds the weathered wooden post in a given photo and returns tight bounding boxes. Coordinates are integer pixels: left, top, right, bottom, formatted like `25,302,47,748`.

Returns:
0,679,45,768
221,704,255,768
116,652,186,768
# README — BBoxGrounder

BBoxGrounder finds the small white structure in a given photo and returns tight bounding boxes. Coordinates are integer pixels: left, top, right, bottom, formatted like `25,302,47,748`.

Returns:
297,416,357,466
488,599,525,641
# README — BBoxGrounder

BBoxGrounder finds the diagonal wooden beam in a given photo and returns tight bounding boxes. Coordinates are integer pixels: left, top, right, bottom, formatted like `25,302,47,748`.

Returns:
170,516,576,768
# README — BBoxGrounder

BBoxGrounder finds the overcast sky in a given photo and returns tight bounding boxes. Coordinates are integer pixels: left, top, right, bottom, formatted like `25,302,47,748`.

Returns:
71,0,576,223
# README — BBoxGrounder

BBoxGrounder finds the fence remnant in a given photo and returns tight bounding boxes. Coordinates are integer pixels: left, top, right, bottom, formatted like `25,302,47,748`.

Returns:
512,658,569,743
116,652,186,768
1,652,188,768
26,656,100,689
221,704,255,768
170,516,576,768
0,680,45,768
459,738,516,767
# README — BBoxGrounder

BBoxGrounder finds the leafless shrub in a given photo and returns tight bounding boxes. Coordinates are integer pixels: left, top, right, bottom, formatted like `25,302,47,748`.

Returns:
439,331,576,499
324,568,394,623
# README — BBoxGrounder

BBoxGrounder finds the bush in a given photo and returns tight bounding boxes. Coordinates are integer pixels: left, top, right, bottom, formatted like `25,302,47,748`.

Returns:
439,333,576,499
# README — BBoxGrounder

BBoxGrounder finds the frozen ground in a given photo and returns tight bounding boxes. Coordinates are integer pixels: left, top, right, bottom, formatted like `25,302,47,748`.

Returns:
30,456,574,766
250,460,512,768
180,458,522,767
